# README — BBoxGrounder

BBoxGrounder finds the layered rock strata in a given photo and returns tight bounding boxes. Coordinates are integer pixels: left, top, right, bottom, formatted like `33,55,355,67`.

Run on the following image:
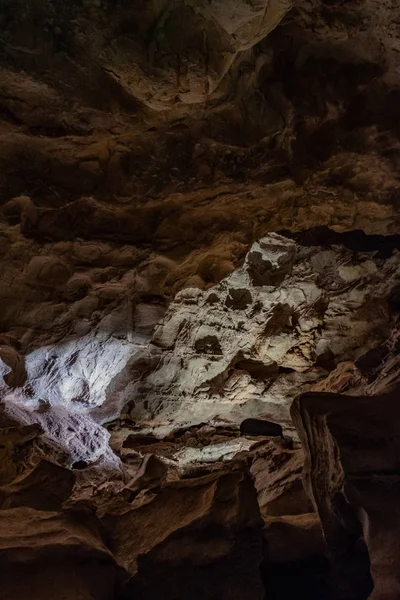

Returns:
292,390,400,600
0,0,400,597
0,405,330,600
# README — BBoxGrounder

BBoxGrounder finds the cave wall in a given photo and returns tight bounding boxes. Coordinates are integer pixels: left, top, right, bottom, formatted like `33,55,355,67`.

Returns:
0,0,400,459
0,2,400,596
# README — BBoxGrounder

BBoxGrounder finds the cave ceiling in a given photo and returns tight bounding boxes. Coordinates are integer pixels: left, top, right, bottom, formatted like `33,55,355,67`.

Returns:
0,0,400,452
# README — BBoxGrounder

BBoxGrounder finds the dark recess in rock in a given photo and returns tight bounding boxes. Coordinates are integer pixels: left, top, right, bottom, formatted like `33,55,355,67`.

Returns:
240,419,284,439
279,227,400,258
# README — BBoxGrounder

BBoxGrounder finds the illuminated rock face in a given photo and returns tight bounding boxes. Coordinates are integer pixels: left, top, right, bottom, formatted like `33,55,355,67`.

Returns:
125,233,400,433
1,232,399,449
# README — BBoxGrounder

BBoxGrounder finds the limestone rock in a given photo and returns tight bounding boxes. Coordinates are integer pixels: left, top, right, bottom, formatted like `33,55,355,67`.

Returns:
0,0,400,596
263,512,326,563
102,468,264,600
124,453,168,496
0,345,27,388
0,459,75,511
292,390,400,600
1,401,121,470
125,233,400,433
1,230,398,450
0,407,62,486
249,439,312,519
0,507,122,600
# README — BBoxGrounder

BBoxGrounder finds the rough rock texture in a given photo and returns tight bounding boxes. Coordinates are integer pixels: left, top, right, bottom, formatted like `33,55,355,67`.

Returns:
244,437,331,598
120,232,400,434
1,0,400,445
1,230,399,452
102,467,264,600
0,403,328,600
249,438,311,518
1,0,400,597
0,507,121,600
292,390,400,600
0,0,294,111
0,407,125,600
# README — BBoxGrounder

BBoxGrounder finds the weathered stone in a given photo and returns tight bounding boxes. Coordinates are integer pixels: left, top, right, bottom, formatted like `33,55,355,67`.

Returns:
124,453,168,496
124,233,400,434
263,513,326,563
249,439,312,519
0,0,400,596
0,459,75,511
0,507,121,600
292,390,400,600
102,468,264,600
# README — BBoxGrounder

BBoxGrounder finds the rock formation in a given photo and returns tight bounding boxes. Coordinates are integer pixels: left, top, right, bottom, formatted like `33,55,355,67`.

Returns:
292,390,400,600
0,403,330,600
120,232,400,435
0,0,400,597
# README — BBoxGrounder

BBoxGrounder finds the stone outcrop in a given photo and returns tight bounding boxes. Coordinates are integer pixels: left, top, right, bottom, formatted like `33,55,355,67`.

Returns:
1,230,399,456
120,232,400,434
292,390,400,600
1,0,400,451
102,467,264,600
246,437,331,598
0,408,124,599
0,507,121,600
0,400,328,600
0,0,294,111
249,438,311,518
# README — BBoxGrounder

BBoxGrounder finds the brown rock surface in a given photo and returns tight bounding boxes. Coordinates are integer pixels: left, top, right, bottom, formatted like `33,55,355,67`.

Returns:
101,467,264,600
0,408,124,599
0,0,400,597
0,507,121,600
292,390,400,600
0,402,327,600
250,439,312,518
248,437,331,599
0,0,400,445
0,458,74,511
263,512,325,563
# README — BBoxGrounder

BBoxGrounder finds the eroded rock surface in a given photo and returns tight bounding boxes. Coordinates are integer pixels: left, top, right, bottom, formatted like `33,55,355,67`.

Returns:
0,404,329,600
103,467,264,600
0,0,400,597
292,390,400,600
1,231,399,450
121,232,400,433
